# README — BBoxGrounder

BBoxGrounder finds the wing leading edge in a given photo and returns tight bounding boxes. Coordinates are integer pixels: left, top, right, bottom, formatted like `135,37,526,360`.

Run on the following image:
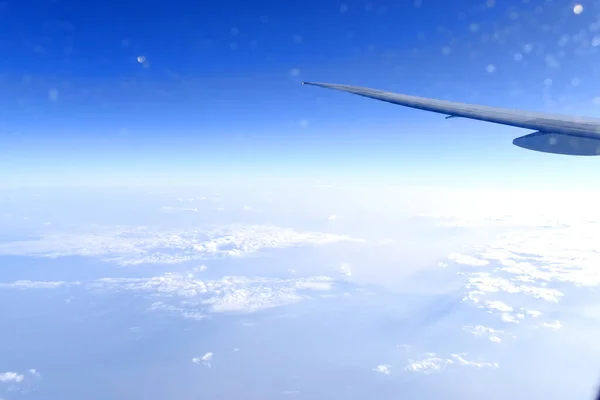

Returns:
302,81,600,156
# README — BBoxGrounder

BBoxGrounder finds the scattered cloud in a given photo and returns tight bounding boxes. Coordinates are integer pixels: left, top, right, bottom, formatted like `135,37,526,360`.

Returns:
463,325,504,343
465,273,563,303
0,280,74,289
28,369,40,378
451,354,499,369
373,364,391,375
0,224,359,266
404,354,449,374
337,263,352,277
0,372,24,383
0,263,338,317
542,320,562,331
148,301,207,320
405,353,498,374
86,271,336,315
430,210,600,335
5,198,596,384
192,352,213,367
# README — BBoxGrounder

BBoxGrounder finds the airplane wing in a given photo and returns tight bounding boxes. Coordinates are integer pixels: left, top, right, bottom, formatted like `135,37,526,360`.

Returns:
302,81,600,156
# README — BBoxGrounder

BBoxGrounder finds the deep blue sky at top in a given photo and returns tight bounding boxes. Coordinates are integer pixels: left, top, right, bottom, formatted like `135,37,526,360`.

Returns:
1,0,600,187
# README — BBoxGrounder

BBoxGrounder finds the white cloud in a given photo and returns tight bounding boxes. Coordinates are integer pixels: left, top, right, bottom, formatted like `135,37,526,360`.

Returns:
148,301,207,320
0,372,24,383
449,215,600,289
484,300,512,313
542,320,562,331
500,313,519,324
463,325,504,343
405,353,498,374
449,354,499,369
430,204,600,336
0,280,74,289
0,224,359,266
90,273,336,315
465,273,563,303
337,263,352,277
28,369,40,377
1,269,337,317
192,352,213,367
404,355,449,374
373,364,391,375
448,253,489,267
463,290,545,325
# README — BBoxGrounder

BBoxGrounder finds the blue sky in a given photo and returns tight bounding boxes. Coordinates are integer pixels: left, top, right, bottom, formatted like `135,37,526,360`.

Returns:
1,0,600,188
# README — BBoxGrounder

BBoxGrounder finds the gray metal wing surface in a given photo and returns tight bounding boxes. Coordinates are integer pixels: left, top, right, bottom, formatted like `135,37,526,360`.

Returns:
303,81,600,156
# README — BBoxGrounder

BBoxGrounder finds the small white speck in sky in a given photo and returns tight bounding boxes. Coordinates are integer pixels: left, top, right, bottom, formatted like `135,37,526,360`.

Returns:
48,88,59,101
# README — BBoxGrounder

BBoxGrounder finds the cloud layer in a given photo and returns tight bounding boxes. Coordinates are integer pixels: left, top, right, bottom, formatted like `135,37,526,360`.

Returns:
98,272,334,314
439,210,600,337
2,270,336,316
0,224,359,266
